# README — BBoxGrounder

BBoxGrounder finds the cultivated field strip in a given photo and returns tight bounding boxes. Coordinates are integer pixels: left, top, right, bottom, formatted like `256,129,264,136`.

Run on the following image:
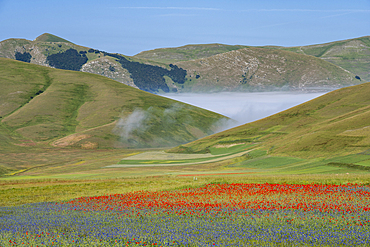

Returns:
106,149,253,168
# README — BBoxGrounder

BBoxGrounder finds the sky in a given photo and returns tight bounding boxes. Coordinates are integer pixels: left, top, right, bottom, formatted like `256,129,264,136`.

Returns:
0,0,369,56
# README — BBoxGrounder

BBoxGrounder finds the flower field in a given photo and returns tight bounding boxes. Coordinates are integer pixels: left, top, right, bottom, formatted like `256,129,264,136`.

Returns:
1,183,370,246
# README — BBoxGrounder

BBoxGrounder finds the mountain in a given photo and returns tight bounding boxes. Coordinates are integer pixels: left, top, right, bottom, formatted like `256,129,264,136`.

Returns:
0,33,365,93
170,81,370,159
0,33,188,93
0,58,227,150
134,43,248,63
174,47,355,92
279,36,370,82
34,33,73,43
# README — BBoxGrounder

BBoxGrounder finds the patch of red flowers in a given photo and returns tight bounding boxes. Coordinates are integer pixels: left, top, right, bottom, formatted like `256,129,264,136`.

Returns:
63,183,370,216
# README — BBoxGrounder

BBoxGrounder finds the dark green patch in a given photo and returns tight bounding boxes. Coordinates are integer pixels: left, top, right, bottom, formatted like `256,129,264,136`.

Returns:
15,52,32,63
46,49,88,71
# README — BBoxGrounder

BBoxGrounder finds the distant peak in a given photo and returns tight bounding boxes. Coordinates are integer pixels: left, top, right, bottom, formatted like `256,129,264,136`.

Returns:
34,33,72,43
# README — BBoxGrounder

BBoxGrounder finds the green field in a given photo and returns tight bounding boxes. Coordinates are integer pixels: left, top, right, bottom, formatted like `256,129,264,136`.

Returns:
1,138,370,208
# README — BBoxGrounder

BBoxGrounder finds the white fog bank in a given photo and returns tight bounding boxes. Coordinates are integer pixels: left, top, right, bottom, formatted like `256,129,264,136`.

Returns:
160,92,327,126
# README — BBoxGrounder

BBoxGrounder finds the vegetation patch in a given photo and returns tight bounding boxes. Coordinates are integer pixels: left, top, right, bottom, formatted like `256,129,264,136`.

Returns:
14,52,31,63
46,49,88,71
106,53,187,93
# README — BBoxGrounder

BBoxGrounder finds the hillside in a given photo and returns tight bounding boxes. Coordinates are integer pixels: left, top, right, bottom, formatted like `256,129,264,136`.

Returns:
34,33,73,43
0,33,364,93
0,58,227,151
133,44,248,63
170,81,370,158
175,47,357,92
0,34,185,93
280,36,370,81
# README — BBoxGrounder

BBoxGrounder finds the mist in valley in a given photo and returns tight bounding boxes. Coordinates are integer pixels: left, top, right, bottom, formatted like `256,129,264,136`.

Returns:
161,91,327,128
113,91,328,146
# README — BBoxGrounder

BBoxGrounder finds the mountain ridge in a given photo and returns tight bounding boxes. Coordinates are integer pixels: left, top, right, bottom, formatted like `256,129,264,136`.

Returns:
0,33,366,93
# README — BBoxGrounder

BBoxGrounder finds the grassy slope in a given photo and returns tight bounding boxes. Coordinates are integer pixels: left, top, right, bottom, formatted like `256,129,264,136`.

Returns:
280,36,370,81
175,47,356,92
34,33,73,43
0,58,226,151
170,82,370,159
133,44,248,63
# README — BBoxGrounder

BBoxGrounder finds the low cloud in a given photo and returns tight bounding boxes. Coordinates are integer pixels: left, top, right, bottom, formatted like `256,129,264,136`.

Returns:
161,92,326,126
114,109,148,141
113,104,198,147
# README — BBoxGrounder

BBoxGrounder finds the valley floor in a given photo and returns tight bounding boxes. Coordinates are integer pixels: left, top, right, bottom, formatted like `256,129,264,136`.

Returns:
1,143,370,207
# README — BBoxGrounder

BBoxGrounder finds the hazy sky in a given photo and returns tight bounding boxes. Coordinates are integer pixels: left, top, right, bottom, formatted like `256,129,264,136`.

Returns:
0,0,369,55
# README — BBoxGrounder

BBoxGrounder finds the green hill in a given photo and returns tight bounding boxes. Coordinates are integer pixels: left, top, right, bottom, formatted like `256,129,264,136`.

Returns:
34,33,73,43
0,58,227,151
280,36,370,82
170,81,370,159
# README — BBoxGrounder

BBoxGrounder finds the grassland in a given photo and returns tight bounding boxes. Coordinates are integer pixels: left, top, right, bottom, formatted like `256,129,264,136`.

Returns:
2,173,370,207
1,138,370,208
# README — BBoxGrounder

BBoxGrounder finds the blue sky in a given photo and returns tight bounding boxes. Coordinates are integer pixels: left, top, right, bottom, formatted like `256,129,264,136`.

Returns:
0,0,369,56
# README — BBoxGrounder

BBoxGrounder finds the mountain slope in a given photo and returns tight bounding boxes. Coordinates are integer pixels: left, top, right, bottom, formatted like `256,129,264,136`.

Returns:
170,81,370,158
34,33,73,43
0,58,227,150
0,33,187,93
280,36,370,81
133,44,248,63
0,33,365,93
175,47,356,92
